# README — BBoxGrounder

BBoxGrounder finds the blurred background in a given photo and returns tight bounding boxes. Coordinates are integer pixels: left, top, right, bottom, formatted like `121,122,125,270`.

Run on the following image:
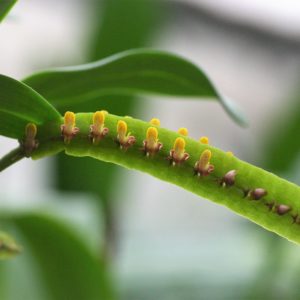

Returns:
1,0,300,299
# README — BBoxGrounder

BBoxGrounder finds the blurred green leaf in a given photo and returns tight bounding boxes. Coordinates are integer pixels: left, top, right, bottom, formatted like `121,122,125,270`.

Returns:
0,74,60,139
23,49,246,125
0,206,113,300
0,231,21,259
0,0,17,23
249,89,300,300
0,229,52,300
263,90,300,176
89,0,161,60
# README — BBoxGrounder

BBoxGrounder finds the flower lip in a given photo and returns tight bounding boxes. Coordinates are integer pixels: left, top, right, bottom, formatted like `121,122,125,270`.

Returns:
168,137,189,165
90,111,109,144
143,127,162,156
194,149,214,176
116,120,136,150
61,111,79,144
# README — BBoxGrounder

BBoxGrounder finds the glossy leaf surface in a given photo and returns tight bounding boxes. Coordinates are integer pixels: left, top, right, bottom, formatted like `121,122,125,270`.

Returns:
24,49,246,126
0,74,60,139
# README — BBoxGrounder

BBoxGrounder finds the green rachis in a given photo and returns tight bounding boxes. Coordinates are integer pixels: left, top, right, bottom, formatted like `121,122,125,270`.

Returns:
2,111,300,244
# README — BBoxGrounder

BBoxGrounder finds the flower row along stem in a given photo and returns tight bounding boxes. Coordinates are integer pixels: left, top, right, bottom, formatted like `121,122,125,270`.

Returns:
15,112,300,244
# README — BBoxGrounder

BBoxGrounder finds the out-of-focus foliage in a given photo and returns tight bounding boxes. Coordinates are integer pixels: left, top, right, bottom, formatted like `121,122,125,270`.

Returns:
0,198,114,300
264,89,300,180
89,0,160,60
0,231,21,259
242,86,300,300
0,0,17,23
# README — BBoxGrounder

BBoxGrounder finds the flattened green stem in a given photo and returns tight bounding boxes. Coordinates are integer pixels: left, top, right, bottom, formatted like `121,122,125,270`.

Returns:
10,113,300,243
0,147,24,172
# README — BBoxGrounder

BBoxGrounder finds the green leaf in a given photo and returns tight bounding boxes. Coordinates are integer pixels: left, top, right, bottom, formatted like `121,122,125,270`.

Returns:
0,74,61,139
23,49,247,126
0,231,21,259
0,0,17,23
0,203,113,300
263,89,300,178
89,0,163,60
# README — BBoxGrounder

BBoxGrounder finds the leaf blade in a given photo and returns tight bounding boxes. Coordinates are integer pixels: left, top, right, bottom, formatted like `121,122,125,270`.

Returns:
0,0,17,23
89,0,162,60
263,89,300,178
24,49,247,126
0,207,114,300
0,74,61,139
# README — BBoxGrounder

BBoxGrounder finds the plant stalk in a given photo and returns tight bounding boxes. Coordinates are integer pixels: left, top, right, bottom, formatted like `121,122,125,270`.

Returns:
5,113,300,244
0,147,24,172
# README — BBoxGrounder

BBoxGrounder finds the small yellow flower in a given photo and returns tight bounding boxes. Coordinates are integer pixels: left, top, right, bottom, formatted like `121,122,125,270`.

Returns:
90,111,109,144
178,127,188,136
61,111,79,144
199,136,209,144
142,127,162,156
168,137,189,165
194,149,214,176
149,118,160,126
116,120,136,150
